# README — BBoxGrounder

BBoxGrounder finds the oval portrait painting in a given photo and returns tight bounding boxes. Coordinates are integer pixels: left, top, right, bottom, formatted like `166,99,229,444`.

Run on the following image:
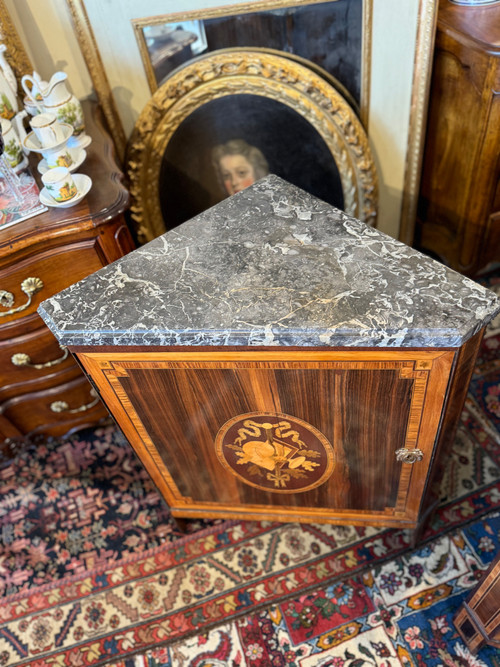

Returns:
159,93,344,229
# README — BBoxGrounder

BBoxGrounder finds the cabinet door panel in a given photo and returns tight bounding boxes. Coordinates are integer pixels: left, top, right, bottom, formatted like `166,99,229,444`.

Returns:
78,350,454,527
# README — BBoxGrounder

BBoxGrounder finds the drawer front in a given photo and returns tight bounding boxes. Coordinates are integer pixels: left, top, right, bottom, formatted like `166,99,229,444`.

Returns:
0,375,107,438
0,327,78,399
0,239,106,334
78,349,455,529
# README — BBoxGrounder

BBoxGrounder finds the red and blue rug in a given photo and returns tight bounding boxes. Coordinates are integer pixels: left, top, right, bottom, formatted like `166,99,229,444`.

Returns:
0,275,498,667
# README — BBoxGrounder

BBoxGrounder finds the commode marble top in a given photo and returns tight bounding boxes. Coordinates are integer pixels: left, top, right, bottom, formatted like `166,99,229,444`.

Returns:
38,175,500,348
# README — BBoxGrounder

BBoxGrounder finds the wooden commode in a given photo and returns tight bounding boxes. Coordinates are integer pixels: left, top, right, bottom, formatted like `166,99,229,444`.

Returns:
38,176,500,532
0,102,134,460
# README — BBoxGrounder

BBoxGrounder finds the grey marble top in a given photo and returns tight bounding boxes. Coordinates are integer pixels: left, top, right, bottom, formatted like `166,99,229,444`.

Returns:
38,175,500,348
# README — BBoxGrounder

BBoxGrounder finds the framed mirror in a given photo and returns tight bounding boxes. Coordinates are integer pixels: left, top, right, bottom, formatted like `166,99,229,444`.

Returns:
64,0,437,243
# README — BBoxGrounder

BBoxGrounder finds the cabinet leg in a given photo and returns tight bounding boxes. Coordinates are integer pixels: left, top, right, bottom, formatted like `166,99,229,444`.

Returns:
171,515,189,533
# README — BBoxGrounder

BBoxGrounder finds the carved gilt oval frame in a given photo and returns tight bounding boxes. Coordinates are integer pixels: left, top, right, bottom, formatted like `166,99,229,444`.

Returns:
127,49,378,243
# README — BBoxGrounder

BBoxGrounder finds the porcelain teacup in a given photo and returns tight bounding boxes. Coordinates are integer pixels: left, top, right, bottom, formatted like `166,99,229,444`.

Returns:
30,112,65,148
0,117,24,168
41,144,75,169
42,166,78,203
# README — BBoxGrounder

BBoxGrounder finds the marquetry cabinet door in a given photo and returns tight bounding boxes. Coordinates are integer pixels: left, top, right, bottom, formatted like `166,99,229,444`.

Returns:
76,349,455,529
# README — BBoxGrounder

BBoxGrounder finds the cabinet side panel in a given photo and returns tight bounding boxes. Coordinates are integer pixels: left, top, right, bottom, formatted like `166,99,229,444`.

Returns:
418,330,483,526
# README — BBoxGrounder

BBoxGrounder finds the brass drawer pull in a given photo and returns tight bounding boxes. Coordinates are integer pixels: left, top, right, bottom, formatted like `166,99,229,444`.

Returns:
50,388,99,414
395,448,424,464
11,346,69,369
0,277,44,317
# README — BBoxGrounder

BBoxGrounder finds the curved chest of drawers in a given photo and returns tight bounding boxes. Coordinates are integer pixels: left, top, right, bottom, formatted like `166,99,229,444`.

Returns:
0,101,135,460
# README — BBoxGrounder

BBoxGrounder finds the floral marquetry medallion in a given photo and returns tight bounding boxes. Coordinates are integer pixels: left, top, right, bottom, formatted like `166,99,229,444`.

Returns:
215,412,335,493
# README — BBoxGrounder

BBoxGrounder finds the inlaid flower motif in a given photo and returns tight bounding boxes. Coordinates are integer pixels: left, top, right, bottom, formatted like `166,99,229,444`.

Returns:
0,651,10,666
404,626,424,650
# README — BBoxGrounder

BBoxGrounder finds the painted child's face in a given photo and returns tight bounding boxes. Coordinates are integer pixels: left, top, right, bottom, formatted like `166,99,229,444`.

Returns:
219,154,256,195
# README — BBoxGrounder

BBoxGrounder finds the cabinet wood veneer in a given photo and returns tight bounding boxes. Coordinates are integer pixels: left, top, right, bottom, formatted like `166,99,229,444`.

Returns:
38,176,499,531
70,340,477,531
0,102,134,460
416,0,500,275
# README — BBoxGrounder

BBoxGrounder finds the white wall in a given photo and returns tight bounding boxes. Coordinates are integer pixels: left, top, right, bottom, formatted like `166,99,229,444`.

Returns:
4,0,423,239
5,0,92,99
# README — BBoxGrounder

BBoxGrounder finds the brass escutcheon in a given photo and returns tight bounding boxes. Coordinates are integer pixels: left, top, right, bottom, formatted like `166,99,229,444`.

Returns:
395,448,424,464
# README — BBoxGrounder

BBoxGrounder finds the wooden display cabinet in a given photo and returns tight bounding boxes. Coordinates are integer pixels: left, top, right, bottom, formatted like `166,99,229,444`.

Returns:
72,340,478,530
454,552,500,653
38,176,499,531
416,0,500,276
0,101,134,461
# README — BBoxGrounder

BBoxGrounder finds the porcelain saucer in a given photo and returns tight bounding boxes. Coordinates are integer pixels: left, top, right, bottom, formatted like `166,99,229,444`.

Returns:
37,149,87,175
39,173,92,209
67,133,92,150
23,123,73,153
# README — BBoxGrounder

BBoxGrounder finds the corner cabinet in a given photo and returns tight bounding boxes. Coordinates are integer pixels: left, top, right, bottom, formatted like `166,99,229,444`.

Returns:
416,0,500,276
72,342,476,530
0,102,135,460
38,176,499,532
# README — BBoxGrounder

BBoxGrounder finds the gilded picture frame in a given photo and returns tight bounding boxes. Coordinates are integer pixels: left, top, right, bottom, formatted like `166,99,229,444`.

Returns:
65,0,437,244
132,0,366,121
0,0,32,96
127,49,378,243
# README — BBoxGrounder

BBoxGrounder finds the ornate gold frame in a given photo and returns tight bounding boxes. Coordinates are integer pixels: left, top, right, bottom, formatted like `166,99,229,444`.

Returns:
65,0,436,244
127,49,378,243
0,0,32,93
398,0,438,245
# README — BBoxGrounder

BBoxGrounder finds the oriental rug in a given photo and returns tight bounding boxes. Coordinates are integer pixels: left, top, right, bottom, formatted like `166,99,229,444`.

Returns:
0,278,499,667
144,511,500,667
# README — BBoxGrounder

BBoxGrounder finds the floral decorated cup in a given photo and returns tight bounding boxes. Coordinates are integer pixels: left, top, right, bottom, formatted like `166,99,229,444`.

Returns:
41,166,78,203
41,143,74,169
0,117,24,168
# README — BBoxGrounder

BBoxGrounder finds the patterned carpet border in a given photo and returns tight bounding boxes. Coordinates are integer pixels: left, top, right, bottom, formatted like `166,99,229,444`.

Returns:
1,474,499,667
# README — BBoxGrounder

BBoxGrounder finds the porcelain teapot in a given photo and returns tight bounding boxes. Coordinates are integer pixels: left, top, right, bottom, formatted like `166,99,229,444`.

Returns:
22,71,85,137
0,44,18,120
21,70,46,114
